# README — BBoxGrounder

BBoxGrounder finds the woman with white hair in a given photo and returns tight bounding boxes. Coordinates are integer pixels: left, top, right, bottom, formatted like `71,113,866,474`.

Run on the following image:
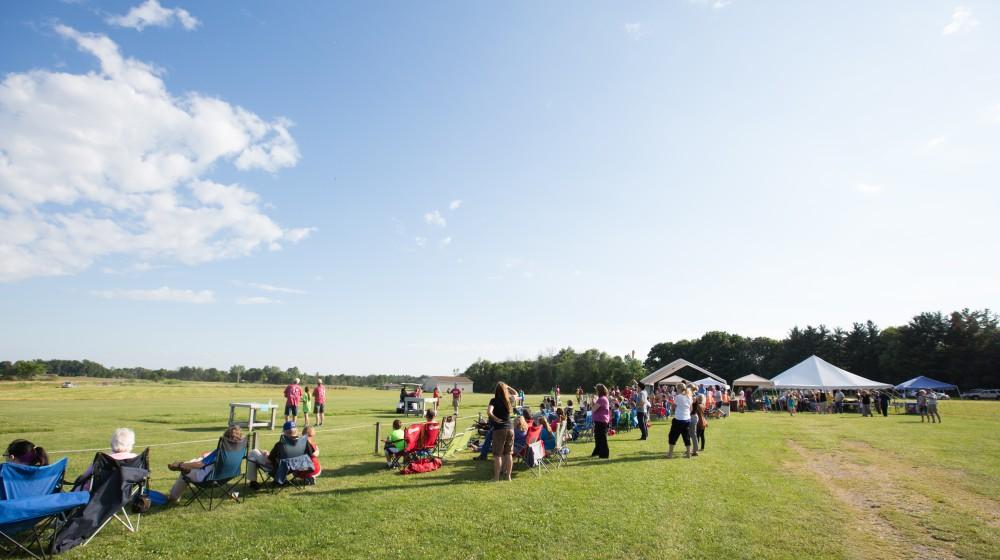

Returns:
76,427,138,490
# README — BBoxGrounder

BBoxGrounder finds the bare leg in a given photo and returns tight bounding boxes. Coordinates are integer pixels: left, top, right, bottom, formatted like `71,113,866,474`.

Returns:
492,455,501,482
502,453,513,481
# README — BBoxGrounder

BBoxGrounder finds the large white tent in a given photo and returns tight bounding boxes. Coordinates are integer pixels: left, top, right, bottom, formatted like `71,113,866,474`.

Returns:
640,359,726,387
770,355,891,390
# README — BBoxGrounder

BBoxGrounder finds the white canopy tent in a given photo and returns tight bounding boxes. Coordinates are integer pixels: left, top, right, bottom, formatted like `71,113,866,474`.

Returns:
691,377,729,389
640,359,726,387
732,373,774,388
770,355,891,390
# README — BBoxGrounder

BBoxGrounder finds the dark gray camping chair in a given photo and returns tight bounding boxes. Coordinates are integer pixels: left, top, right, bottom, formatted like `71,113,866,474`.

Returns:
51,449,150,553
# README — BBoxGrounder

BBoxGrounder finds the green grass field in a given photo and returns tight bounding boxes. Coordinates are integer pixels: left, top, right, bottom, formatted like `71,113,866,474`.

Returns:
2,379,998,559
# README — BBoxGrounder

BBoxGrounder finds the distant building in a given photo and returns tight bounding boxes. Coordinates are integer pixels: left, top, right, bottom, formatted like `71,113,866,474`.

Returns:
421,376,474,394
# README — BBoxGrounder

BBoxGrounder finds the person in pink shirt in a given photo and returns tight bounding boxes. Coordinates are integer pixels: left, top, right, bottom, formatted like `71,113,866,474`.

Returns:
591,384,611,459
284,378,303,422
313,380,327,426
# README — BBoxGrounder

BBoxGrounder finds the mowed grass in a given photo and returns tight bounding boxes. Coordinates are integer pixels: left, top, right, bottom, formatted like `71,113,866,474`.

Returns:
1,380,999,560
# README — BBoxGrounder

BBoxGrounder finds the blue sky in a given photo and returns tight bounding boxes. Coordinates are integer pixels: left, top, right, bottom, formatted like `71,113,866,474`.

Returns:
1,1,998,374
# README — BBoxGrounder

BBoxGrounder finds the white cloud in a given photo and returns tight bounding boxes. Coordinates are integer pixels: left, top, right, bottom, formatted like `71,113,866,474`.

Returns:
925,136,947,150
107,0,200,31
248,283,306,295
449,199,462,210
623,23,644,40
0,26,308,282
92,286,214,303
942,6,979,36
439,236,452,248
414,236,427,248
855,183,884,196
423,209,446,227
236,296,281,305
688,0,732,10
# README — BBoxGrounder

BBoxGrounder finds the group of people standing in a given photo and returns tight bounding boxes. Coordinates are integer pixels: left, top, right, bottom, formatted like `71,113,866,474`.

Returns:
283,378,327,426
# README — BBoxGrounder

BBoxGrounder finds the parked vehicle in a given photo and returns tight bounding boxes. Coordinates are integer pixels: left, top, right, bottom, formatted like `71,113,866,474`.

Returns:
931,392,950,400
964,388,1000,400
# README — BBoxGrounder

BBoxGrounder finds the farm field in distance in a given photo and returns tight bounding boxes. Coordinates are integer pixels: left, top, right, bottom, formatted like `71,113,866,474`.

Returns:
1,379,998,560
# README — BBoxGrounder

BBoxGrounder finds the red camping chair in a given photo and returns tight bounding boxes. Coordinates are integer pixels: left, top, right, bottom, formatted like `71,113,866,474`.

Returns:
420,422,440,453
389,424,423,469
515,424,543,463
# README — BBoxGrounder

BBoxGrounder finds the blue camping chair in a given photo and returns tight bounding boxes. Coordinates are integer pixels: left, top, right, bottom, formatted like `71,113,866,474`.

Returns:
182,436,249,511
0,458,90,559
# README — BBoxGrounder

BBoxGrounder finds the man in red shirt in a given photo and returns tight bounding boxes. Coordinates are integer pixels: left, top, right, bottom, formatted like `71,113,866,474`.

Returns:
284,378,303,422
450,385,462,415
433,386,440,412
313,380,327,426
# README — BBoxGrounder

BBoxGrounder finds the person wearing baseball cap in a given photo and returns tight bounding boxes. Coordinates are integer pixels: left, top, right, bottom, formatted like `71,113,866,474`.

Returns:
247,419,315,488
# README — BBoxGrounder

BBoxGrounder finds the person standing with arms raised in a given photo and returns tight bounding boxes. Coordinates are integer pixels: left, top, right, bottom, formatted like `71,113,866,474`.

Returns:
591,384,611,459
488,382,515,482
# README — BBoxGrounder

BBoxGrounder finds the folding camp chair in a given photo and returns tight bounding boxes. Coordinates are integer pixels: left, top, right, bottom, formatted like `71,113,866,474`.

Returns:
436,429,473,461
182,435,248,511
388,424,422,470
279,455,317,489
550,421,569,468
0,458,90,560
515,424,542,465
436,417,457,456
573,414,594,443
51,449,150,553
418,422,440,459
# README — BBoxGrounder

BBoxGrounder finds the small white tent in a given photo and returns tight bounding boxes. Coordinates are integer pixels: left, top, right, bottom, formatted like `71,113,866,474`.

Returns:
691,377,729,389
770,355,891,390
732,373,774,388
640,359,726,387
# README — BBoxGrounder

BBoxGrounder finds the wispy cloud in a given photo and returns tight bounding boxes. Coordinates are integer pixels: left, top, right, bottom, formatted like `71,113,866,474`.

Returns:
236,296,281,305
415,236,427,248
439,237,452,248
92,286,214,303
688,0,732,11
925,136,947,150
249,283,306,295
107,0,200,31
449,199,462,210
855,183,884,196
423,210,447,227
623,23,644,41
942,6,979,36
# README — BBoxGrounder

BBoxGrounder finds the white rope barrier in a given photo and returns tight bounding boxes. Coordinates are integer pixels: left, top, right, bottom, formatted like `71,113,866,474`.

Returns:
47,412,483,455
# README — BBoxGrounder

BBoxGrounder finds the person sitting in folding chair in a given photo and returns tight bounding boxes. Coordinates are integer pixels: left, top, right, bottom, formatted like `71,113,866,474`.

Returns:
384,419,406,467
74,428,138,491
246,421,315,489
166,426,243,503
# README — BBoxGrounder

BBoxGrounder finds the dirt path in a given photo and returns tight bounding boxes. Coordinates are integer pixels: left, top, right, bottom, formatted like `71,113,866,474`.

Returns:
784,439,962,559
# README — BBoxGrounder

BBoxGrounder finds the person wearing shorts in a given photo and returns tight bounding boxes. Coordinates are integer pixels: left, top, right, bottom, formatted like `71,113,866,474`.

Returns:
450,386,462,415
284,378,303,422
487,382,515,482
313,381,326,426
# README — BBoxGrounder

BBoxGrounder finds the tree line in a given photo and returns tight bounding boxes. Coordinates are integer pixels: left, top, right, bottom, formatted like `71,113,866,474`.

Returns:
464,308,997,393
0,360,422,387
643,308,998,389
463,349,648,394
